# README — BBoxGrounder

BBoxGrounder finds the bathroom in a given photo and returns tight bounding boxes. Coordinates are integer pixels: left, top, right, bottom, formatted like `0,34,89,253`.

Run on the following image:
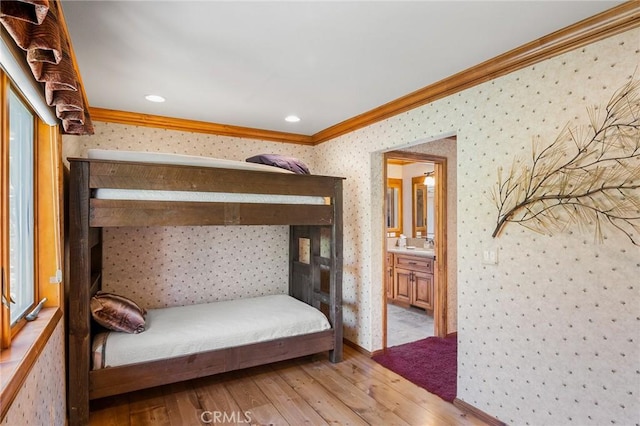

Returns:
385,158,436,347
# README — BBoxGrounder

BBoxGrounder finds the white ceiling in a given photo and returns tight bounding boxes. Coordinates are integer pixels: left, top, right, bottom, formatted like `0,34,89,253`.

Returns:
62,1,622,136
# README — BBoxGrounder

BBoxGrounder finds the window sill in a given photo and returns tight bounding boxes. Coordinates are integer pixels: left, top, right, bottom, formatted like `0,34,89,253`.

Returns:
0,307,62,420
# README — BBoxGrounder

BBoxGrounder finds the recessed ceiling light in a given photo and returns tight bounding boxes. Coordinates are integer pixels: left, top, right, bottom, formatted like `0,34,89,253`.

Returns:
145,94,166,103
285,115,300,123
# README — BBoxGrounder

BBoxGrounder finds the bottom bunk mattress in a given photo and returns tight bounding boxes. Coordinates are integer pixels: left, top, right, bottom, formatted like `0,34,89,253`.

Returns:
92,294,331,369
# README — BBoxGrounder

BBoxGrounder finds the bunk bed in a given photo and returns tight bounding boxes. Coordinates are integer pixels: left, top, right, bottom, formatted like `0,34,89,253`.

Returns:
66,151,344,426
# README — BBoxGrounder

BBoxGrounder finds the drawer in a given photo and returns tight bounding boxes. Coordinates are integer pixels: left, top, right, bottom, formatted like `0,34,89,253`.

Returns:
394,254,433,272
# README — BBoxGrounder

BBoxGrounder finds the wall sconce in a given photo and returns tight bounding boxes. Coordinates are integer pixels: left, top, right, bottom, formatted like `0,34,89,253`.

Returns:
423,171,435,187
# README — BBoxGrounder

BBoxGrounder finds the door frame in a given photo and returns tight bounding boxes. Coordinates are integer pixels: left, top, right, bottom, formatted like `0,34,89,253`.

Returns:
383,151,448,346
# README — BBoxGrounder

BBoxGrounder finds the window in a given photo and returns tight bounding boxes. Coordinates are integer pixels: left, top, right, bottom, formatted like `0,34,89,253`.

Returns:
7,88,36,326
0,70,63,350
1,79,38,345
0,57,65,419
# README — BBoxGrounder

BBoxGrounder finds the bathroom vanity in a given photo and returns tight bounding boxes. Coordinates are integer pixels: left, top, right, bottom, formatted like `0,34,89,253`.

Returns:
386,247,435,311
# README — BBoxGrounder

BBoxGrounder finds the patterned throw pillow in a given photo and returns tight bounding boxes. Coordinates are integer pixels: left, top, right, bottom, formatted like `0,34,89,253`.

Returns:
90,291,147,334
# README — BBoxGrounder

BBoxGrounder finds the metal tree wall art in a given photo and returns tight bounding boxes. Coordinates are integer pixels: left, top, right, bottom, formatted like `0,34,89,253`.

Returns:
491,78,640,245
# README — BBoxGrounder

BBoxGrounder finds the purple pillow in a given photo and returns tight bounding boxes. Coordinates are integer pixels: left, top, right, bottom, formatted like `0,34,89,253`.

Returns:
246,154,310,175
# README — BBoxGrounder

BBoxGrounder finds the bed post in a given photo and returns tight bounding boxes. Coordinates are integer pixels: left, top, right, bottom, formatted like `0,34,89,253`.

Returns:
67,160,92,425
329,179,343,363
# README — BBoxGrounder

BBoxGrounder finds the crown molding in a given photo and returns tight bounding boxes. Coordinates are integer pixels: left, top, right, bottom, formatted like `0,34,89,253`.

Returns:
311,2,640,144
88,3,638,146
89,107,314,146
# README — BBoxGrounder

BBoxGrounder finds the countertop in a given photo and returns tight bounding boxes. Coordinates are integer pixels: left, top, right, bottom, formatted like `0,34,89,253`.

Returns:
387,246,435,258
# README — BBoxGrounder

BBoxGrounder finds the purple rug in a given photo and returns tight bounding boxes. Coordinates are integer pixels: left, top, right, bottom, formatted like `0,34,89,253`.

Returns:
372,335,457,402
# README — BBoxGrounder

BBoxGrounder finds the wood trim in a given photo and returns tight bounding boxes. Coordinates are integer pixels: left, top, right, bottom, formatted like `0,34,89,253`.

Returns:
89,107,314,145
0,72,9,350
343,338,375,357
386,178,403,236
84,6,637,146
312,3,640,144
411,175,427,238
453,398,507,426
384,152,449,339
434,159,447,337
0,307,62,421
36,123,63,308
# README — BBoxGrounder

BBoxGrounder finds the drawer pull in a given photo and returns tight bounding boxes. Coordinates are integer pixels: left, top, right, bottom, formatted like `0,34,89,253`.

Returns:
409,261,417,265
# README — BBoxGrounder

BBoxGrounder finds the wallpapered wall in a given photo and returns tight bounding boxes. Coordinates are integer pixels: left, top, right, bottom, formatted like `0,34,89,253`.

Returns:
64,130,314,308
60,28,639,424
2,321,65,425
313,29,639,425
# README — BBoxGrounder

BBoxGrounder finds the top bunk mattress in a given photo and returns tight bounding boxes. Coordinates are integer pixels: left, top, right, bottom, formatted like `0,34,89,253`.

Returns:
87,149,327,204
92,294,331,369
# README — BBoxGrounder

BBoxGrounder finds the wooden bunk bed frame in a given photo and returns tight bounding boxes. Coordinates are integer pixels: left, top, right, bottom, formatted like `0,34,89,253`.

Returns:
67,157,344,425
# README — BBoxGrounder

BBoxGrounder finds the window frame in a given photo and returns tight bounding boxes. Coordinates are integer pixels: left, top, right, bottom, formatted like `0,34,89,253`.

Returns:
0,67,65,420
5,84,39,335
0,66,65,334
1,74,40,346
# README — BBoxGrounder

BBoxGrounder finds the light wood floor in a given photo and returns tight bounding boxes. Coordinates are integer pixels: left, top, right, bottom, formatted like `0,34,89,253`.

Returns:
89,345,488,426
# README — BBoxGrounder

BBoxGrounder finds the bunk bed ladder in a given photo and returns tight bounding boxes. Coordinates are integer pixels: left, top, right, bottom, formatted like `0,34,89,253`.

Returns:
289,180,343,363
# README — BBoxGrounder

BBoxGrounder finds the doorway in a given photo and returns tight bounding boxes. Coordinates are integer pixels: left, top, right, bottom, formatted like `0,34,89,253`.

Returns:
383,151,448,348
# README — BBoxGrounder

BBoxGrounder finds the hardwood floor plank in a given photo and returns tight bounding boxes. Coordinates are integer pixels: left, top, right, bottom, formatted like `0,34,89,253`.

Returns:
298,357,410,425
129,387,171,426
89,347,490,426
250,367,329,425
353,376,458,426
224,373,289,425
161,381,205,426
344,346,485,425
89,394,130,426
192,376,244,421
275,362,369,425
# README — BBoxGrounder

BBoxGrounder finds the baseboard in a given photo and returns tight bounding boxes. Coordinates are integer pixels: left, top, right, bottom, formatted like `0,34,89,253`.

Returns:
453,398,507,426
343,338,380,357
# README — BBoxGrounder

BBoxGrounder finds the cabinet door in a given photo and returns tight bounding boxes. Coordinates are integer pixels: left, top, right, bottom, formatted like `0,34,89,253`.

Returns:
394,268,412,304
386,264,394,300
385,253,394,299
412,271,433,310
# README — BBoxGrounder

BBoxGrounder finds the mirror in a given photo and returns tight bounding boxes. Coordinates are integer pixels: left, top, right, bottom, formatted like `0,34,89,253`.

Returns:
386,178,403,236
412,176,427,238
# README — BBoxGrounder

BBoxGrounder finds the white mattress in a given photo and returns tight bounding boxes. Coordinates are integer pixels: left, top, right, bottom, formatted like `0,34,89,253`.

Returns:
88,149,327,205
92,294,331,369
88,149,292,174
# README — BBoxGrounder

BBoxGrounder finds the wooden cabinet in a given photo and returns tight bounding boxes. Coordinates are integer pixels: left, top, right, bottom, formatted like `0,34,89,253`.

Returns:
385,253,394,300
412,270,433,310
393,267,412,304
390,253,434,311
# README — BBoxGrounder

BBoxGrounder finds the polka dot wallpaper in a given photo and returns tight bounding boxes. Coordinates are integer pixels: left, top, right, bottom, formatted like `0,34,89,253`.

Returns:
58,27,640,425
102,225,290,308
313,29,639,425
1,321,65,426
64,128,315,308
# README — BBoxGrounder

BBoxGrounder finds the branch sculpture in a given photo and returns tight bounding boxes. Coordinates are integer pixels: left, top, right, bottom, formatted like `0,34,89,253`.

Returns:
491,78,640,245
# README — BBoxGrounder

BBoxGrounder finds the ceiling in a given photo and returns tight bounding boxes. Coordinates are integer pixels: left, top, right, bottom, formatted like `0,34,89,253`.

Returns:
62,1,623,136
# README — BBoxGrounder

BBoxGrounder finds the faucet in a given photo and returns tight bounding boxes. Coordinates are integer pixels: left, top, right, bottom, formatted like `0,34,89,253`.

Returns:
425,238,434,249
